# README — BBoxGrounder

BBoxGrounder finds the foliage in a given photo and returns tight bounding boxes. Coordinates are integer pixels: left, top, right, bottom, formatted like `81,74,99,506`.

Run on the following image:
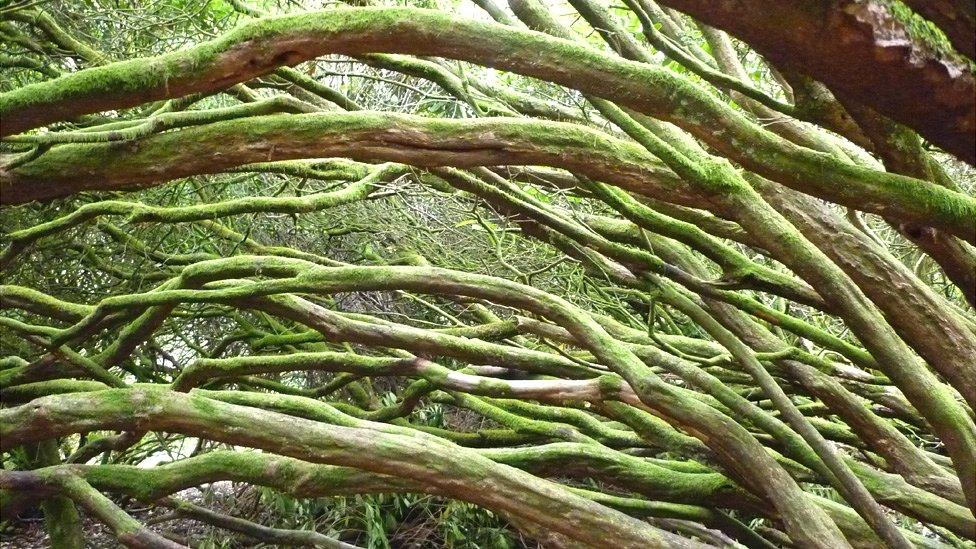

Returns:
0,0,974,548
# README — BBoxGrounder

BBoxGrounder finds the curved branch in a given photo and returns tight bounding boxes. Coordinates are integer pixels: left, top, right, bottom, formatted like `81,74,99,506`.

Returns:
3,110,974,243
1,8,972,237
653,0,976,162
0,388,711,549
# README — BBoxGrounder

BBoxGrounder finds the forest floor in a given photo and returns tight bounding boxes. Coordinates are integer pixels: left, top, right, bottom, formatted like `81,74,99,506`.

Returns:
1,486,218,548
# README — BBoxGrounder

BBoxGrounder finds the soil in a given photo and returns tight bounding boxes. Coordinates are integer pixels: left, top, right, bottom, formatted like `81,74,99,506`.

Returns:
1,487,218,548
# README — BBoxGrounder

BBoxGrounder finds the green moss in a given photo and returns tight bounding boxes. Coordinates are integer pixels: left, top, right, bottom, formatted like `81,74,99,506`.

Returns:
880,0,974,67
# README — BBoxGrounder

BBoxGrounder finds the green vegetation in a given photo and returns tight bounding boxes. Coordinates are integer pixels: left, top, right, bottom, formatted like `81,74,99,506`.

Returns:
1,0,974,548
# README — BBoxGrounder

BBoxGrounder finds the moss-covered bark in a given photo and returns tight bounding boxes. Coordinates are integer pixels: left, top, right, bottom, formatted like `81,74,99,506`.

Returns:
0,388,710,549
3,8,973,239
2,3,973,546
